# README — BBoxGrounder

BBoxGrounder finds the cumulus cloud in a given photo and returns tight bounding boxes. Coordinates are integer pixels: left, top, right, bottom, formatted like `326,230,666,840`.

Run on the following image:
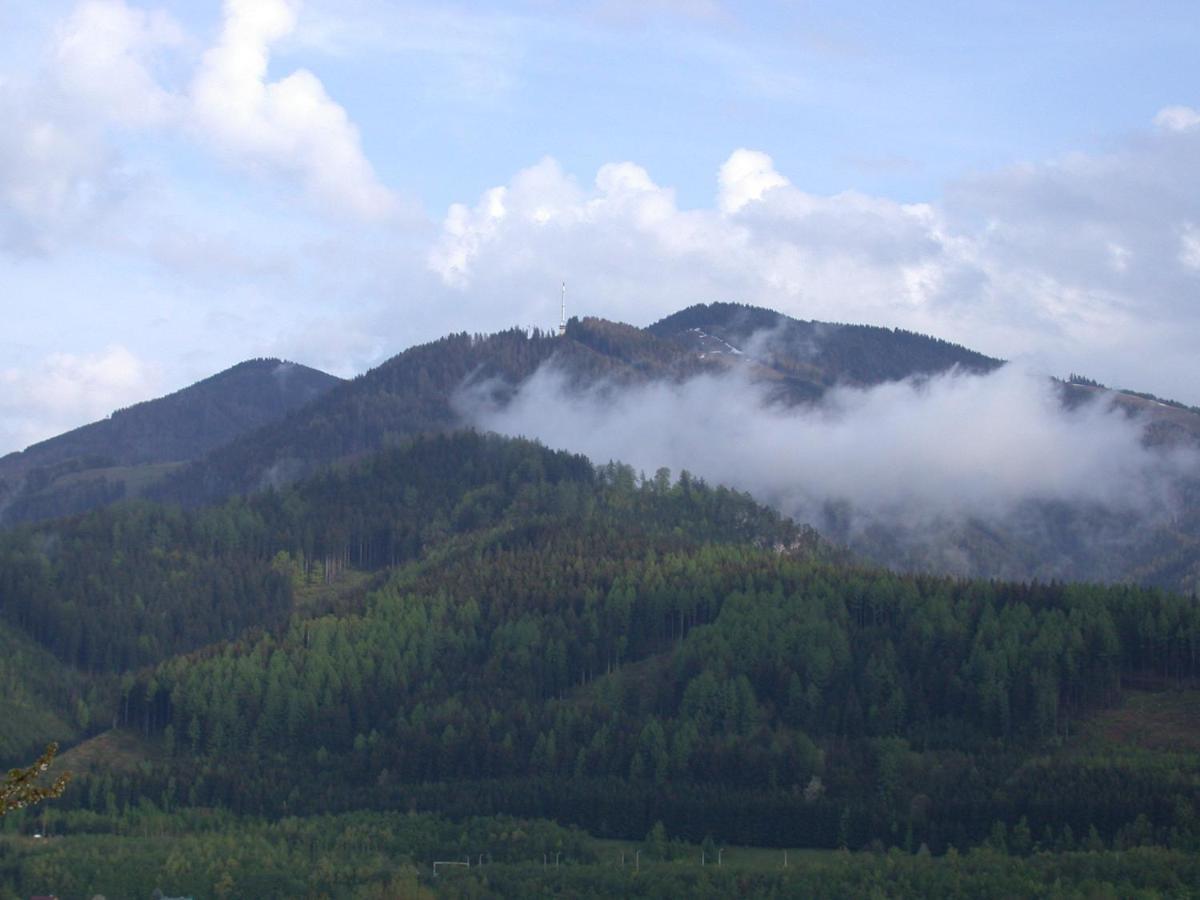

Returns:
431,110,1200,405
0,1,177,253
5,3,1200,459
0,0,395,259
718,148,789,214
190,0,395,219
428,146,969,348
1154,105,1200,133
0,345,159,452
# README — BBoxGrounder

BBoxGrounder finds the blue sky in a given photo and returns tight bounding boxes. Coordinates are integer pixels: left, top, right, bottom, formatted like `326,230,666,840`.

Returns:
1,0,1199,452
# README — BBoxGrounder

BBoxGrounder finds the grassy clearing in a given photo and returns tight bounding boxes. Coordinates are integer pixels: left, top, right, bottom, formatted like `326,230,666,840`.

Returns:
292,567,382,617
49,460,184,494
58,729,160,777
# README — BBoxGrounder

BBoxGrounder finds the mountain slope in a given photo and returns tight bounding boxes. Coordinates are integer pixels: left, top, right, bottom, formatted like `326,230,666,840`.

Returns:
649,302,1003,395
0,359,342,525
9,303,1200,592
150,308,1007,510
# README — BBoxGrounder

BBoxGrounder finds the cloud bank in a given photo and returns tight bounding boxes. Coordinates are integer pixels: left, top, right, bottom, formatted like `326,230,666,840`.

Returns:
461,356,1198,577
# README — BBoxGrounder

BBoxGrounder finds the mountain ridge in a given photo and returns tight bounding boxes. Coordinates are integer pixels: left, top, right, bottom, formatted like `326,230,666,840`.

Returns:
0,357,341,525
145,305,1014,513
5,303,1200,593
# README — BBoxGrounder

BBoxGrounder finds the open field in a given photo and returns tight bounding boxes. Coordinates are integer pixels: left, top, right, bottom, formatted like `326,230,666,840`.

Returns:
48,460,184,495
57,729,161,778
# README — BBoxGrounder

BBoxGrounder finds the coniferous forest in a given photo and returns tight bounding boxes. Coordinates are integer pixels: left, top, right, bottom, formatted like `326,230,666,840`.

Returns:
2,425,1200,897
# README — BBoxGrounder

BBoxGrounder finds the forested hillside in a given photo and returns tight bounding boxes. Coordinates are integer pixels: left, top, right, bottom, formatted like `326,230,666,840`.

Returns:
0,358,341,526
1,431,1198,896
649,302,1003,389
0,620,95,762
144,318,750,509
0,432,804,748
119,518,1199,852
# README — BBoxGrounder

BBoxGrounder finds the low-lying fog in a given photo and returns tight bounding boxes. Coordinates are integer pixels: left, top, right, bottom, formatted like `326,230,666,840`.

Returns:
457,353,1199,580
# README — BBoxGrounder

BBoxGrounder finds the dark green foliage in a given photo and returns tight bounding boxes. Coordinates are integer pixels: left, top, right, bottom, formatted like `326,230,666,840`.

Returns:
648,302,1003,386
0,501,292,672
0,430,801,714
0,622,101,761
21,431,1174,851
6,307,1200,598
447,847,1200,899
4,428,1200,870
3,808,1200,898
0,808,591,898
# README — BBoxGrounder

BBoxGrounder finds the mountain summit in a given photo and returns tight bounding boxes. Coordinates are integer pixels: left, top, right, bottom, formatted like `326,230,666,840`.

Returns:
0,358,341,524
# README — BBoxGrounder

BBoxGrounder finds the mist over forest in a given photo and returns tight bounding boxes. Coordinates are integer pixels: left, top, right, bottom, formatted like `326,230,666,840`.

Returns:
461,338,1199,582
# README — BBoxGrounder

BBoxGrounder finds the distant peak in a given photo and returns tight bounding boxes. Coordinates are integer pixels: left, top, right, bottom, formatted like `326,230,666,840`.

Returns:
646,303,791,337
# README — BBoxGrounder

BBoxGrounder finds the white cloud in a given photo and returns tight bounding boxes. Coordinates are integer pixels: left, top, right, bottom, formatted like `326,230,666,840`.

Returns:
1154,105,1200,133
55,0,183,127
428,147,960,340
461,358,1199,581
429,108,1200,404
4,3,1200,451
0,345,159,451
0,2,171,254
0,80,129,254
1181,223,1200,271
718,148,788,214
430,185,510,287
466,361,1195,527
0,0,397,260
190,0,395,219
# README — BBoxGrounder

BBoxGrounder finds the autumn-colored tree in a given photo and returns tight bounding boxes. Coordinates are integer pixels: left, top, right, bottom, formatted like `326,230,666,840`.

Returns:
0,743,70,816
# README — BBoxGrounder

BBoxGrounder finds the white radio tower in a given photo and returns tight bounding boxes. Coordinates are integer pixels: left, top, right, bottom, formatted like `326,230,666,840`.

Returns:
558,281,567,336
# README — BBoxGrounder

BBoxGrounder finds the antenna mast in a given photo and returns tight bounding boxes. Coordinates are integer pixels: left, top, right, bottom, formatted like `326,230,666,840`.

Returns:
558,281,567,336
